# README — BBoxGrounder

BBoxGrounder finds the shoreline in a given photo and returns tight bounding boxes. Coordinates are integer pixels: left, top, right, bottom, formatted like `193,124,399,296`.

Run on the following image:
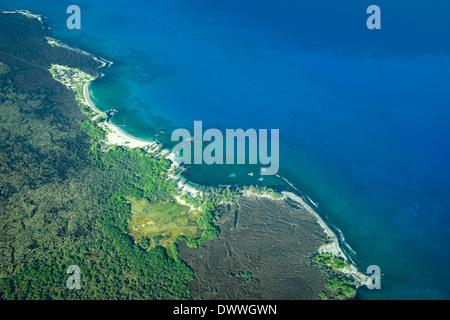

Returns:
2,9,43,22
84,81,159,150
21,9,368,289
83,75,201,199
281,192,369,287
79,41,369,287
242,189,369,287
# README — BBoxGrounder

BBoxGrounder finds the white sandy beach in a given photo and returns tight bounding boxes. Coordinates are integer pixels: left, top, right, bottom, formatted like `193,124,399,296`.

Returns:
81,62,368,287
83,81,158,150
83,75,201,199
77,42,367,286
8,7,371,298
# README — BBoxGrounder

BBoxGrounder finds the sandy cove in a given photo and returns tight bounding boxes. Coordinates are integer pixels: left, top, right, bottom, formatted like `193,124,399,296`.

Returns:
83,77,200,199
85,73,368,287
83,79,159,150
80,46,367,287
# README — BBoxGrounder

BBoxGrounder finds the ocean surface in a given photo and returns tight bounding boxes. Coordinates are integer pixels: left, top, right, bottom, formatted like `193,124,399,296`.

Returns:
2,0,450,299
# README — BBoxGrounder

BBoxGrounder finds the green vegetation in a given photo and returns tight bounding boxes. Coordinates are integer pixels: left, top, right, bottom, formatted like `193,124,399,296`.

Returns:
49,64,98,119
0,13,362,301
178,186,240,249
79,120,106,139
324,276,357,300
47,37,63,47
127,198,203,254
311,252,350,270
310,252,357,300
152,235,164,246
0,61,194,299
0,34,242,297
318,291,328,300
49,44,230,260
239,271,253,282
172,184,283,252
245,185,282,199
138,237,151,249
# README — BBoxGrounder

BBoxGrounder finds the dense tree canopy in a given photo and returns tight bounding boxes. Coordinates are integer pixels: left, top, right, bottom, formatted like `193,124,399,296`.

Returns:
0,51,193,299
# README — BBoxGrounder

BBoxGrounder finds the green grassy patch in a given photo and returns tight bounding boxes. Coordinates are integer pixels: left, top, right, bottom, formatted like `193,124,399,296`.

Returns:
127,198,203,252
311,252,350,270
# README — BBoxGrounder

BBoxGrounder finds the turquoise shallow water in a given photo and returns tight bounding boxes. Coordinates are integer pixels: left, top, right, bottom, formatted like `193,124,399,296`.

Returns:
2,0,450,299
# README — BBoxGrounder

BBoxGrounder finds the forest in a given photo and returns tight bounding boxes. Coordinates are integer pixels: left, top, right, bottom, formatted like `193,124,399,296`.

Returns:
0,12,358,300
0,12,255,299
0,58,201,299
0,11,206,299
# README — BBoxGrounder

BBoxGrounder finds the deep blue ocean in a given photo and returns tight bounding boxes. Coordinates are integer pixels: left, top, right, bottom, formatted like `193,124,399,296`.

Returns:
2,0,450,299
